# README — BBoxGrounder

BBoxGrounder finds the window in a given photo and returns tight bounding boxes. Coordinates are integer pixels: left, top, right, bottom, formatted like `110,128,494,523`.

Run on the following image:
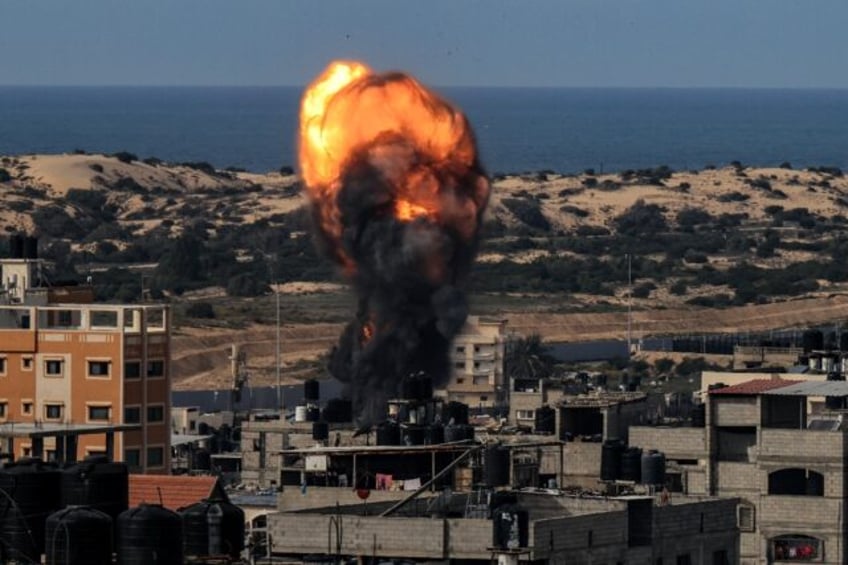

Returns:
21,401,32,415
737,503,755,532
87,405,111,422
0,402,7,420
21,357,32,371
45,359,64,377
189,420,196,431
0,357,6,375
21,446,31,458
147,405,164,423
772,535,822,562
768,468,824,496
90,310,118,328
124,448,141,469
516,409,535,420
45,404,64,420
712,550,730,565
454,362,465,369
147,447,164,467
147,360,164,378
124,406,141,424
87,360,111,378
45,450,56,462
124,361,141,379
455,346,465,353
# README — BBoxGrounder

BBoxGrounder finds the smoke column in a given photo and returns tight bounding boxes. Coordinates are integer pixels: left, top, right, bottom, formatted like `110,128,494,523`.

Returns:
298,61,490,424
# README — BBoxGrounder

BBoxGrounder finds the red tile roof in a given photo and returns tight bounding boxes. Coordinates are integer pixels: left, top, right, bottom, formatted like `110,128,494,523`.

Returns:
128,474,225,511
709,379,801,396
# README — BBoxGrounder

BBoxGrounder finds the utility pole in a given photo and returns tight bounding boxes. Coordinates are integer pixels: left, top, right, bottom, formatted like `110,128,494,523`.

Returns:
627,253,632,356
276,285,282,413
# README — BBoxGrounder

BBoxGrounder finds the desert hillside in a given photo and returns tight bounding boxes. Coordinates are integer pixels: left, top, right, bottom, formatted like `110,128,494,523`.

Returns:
2,153,847,389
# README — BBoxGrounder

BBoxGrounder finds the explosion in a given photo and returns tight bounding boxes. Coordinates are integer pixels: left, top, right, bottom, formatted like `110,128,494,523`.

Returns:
299,61,490,424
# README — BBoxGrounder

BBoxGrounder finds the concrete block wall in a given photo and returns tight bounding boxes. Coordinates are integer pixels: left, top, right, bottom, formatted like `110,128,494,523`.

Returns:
564,441,602,483
446,519,492,560
629,426,707,459
713,397,759,426
758,429,844,463
277,486,416,512
532,510,629,560
715,462,758,494
268,514,447,559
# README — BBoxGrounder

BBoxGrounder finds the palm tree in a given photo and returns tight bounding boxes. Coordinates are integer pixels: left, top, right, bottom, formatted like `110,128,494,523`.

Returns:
504,334,556,381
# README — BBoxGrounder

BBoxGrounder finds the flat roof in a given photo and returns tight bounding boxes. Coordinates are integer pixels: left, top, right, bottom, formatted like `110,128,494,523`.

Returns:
763,381,848,397
281,439,563,456
171,433,214,447
0,422,142,438
557,392,647,408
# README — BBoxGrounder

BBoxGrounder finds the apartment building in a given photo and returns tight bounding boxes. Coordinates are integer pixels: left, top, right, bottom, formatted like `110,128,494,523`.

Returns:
631,377,848,564
0,302,172,473
438,316,507,408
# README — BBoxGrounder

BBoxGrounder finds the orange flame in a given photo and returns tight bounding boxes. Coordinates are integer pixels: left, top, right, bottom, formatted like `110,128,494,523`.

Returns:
298,60,489,267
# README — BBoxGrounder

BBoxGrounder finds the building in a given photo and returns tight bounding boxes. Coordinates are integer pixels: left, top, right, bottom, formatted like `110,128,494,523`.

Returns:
438,315,507,408
267,490,739,564
0,296,172,472
631,377,848,564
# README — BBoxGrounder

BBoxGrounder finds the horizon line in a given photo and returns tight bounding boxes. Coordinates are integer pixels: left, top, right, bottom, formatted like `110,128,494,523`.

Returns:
1,83,848,91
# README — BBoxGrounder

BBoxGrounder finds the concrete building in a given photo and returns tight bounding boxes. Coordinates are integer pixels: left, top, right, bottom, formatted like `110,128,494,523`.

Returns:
266,490,739,564
0,301,172,472
438,316,507,408
631,377,848,564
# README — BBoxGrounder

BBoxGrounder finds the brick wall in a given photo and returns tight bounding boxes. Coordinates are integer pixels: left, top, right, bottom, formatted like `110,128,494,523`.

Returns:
759,429,845,463
716,462,758,494
713,397,759,426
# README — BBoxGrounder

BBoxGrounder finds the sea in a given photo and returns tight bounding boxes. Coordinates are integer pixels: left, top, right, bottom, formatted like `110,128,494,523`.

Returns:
0,86,846,175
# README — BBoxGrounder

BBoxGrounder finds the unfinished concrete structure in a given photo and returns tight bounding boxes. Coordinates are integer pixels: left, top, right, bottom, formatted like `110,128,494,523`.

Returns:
437,315,507,408
631,378,848,564
266,491,739,564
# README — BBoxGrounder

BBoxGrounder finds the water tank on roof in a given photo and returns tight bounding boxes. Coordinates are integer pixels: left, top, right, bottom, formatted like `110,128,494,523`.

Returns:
305,406,320,422
641,450,666,486
46,506,113,565
60,455,129,523
312,421,329,441
492,504,529,550
376,421,401,446
691,403,706,427
444,424,475,443
0,458,62,563
23,236,38,259
304,379,320,402
803,330,824,352
9,234,24,259
534,406,556,434
295,405,308,422
484,445,511,487
180,498,245,560
117,504,183,565
443,401,469,425
401,424,427,446
427,422,445,445
840,333,848,353
620,447,643,482
192,448,212,471
600,440,622,482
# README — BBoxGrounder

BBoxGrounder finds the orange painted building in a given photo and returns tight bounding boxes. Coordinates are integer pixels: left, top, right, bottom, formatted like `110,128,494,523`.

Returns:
0,303,171,473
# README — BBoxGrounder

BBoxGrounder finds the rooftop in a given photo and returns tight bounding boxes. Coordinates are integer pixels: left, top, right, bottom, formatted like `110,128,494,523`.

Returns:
129,474,225,511
763,380,848,397
0,422,141,438
708,379,801,396
557,391,647,408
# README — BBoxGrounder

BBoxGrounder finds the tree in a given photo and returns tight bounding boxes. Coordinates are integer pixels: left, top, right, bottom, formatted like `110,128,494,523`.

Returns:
614,199,668,237
504,334,557,381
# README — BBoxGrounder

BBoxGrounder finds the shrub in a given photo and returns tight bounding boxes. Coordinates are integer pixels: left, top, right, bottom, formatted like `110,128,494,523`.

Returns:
676,208,713,228
279,166,295,175
502,198,551,232
779,161,793,169
683,249,708,264
669,280,688,295
113,151,138,164
186,302,216,319
632,282,656,298
582,177,598,188
89,163,104,173
614,199,668,237
180,161,217,175
0,168,12,182
560,205,589,218
717,191,749,203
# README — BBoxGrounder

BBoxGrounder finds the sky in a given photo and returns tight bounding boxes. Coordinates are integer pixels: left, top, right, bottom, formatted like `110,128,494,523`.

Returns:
1,0,846,88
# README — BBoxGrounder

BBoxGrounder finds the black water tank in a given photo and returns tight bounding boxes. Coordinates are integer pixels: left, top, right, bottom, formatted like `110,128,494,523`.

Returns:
484,446,511,487
641,450,666,486
444,424,475,443
192,448,212,471
323,398,353,423
620,447,643,482
46,506,113,565
840,333,848,353
401,424,427,446
534,406,556,434
312,421,329,441
61,455,128,523
600,440,623,481
427,422,445,445
0,458,62,563
10,234,24,258
492,505,529,550
376,421,401,446
691,403,706,427
443,401,469,425
304,379,320,402
803,329,824,352
180,498,245,560
117,504,183,565
305,406,320,422
23,236,38,259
